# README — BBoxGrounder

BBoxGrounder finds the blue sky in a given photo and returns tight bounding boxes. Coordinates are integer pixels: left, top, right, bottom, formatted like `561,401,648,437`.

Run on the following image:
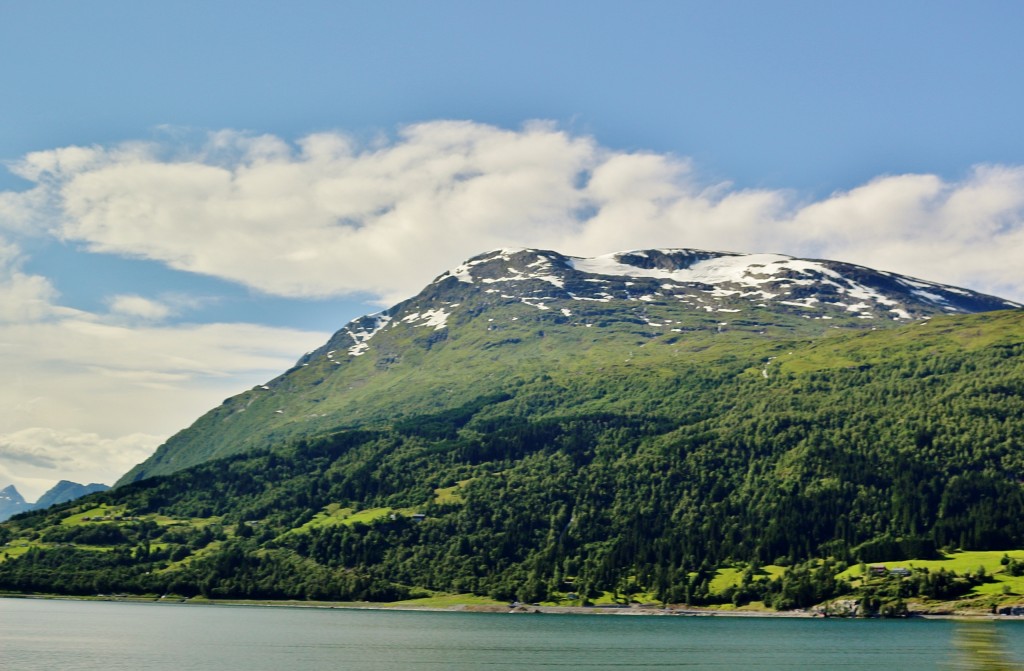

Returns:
1,1,1023,497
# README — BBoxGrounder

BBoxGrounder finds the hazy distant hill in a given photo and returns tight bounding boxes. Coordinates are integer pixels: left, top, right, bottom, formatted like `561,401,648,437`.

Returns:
32,481,110,511
0,481,109,522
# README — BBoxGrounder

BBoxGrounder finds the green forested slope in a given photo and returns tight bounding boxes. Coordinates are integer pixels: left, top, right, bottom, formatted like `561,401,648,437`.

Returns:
118,301,842,483
3,309,1023,610
118,247,1020,484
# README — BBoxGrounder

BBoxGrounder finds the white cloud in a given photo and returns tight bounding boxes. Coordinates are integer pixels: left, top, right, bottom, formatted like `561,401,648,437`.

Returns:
4,121,1021,304
0,428,161,501
784,167,1024,298
0,235,328,498
10,145,108,182
30,122,598,304
108,294,172,321
0,317,326,437
0,184,53,235
0,313,326,497
0,270,60,323
0,237,66,323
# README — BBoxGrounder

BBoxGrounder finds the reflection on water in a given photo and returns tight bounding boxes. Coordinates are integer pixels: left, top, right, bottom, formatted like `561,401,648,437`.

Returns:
3,598,1024,670
952,621,1024,671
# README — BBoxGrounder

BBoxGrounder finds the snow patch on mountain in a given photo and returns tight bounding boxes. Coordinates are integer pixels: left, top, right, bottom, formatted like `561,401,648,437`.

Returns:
522,298,551,310
440,248,532,284
435,248,1020,317
480,268,564,289
346,313,393,357
913,290,948,304
402,308,452,330
320,247,1019,367
569,293,612,302
570,252,798,285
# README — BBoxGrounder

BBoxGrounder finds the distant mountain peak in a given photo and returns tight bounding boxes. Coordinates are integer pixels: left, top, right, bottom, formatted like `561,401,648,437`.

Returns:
1,484,26,504
0,485,28,522
33,481,110,511
0,481,110,522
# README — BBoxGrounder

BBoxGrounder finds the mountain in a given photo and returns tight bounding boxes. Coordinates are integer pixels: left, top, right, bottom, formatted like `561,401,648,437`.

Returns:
119,248,1019,484
0,481,111,522
0,485,27,522
32,481,110,511
2,247,1023,612
0,479,109,522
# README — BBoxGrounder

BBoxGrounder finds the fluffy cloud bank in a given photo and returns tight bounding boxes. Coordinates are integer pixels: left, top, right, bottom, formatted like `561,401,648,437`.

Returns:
6,120,1024,304
0,306,326,498
0,232,327,498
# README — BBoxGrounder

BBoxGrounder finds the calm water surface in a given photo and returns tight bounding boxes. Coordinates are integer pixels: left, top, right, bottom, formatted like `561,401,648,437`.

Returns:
3,597,1024,670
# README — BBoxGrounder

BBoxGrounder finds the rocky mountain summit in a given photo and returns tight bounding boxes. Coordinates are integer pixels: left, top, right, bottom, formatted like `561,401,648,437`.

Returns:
333,248,1017,353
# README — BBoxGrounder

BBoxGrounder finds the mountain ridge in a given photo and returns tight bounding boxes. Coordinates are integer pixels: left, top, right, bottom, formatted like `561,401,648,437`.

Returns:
0,481,110,522
119,247,1020,485
1,270,1022,611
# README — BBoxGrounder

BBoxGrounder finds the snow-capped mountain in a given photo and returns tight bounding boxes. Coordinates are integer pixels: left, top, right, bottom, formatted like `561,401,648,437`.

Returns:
443,247,1018,317
121,247,1021,485
0,485,27,522
326,248,1018,358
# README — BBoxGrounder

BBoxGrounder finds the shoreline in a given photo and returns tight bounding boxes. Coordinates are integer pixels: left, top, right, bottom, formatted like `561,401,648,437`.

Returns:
0,592,1006,619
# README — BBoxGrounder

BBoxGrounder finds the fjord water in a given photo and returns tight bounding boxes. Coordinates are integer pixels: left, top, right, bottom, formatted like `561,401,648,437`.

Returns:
4,598,1024,670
